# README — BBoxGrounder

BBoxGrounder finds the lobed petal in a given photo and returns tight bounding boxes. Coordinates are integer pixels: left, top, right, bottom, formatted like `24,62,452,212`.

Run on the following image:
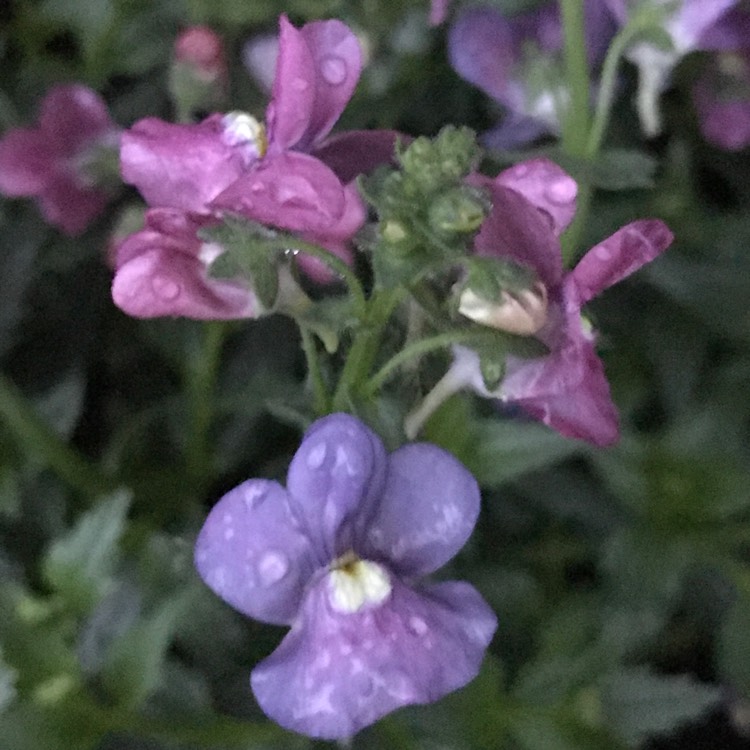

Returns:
38,175,109,236
266,15,316,153
571,219,673,306
312,129,402,183
211,151,347,234
494,158,578,237
472,183,564,288
38,84,116,156
121,116,247,213
251,575,496,739
195,480,317,625
362,444,481,578
0,128,55,196
286,414,387,563
297,19,362,149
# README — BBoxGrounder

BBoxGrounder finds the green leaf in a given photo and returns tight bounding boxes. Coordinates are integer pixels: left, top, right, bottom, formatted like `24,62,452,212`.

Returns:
600,667,721,747
718,589,750,695
43,490,131,614
101,588,193,709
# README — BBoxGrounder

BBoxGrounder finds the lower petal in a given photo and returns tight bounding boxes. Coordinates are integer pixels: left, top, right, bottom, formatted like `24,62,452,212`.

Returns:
251,576,496,740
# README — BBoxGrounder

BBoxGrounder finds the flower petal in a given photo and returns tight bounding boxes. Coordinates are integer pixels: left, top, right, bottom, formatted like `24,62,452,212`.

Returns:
38,175,108,236
251,576,496,739
38,84,115,155
266,15,316,152
121,115,246,213
495,158,578,236
211,151,347,233
312,129,402,183
448,7,517,103
194,479,317,625
297,19,362,148
362,444,480,578
0,128,55,196
473,183,564,288
286,413,387,562
571,219,673,305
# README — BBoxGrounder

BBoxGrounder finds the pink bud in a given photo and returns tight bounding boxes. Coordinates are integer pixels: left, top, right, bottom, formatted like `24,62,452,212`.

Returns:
174,25,227,84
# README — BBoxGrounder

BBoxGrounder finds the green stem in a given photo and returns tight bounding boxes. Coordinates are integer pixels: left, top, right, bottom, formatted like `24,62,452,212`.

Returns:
0,373,115,497
561,183,593,267
184,322,225,495
299,325,331,415
559,0,592,157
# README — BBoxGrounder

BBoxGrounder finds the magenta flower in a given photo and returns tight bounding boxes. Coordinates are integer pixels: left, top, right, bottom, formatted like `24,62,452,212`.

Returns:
604,0,740,135
112,209,256,319
0,84,119,235
195,413,496,739
448,3,615,148
411,159,673,446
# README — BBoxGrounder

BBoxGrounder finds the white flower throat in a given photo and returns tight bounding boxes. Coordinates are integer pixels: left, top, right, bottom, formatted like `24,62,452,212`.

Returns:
328,551,391,614
221,111,268,161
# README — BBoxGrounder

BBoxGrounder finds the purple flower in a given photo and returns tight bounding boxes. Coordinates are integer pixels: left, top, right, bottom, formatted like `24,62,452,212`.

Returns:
422,159,673,446
0,84,119,235
194,413,496,739
605,0,740,135
448,3,615,149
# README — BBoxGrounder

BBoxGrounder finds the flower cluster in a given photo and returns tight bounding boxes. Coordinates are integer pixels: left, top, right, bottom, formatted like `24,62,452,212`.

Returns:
195,413,496,739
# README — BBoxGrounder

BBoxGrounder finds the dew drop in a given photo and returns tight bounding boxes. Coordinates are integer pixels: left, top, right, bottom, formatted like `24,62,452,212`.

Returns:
291,77,309,92
307,442,327,469
243,484,267,509
545,177,576,205
250,181,266,194
320,55,347,86
151,275,180,301
595,244,612,261
408,616,428,636
353,673,374,697
258,551,289,586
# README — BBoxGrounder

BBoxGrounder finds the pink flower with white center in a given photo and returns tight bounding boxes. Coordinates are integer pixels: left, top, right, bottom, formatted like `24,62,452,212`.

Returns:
0,84,120,235
407,159,674,446
195,413,496,739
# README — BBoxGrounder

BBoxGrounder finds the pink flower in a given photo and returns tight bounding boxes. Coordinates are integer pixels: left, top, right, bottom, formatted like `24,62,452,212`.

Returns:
416,159,673,446
0,84,119,235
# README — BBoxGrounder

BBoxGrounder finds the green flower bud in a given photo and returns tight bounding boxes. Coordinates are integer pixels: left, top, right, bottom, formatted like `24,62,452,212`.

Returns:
428,187,488,234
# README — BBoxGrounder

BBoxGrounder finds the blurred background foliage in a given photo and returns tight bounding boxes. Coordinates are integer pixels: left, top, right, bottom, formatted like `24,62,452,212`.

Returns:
1,0,750,748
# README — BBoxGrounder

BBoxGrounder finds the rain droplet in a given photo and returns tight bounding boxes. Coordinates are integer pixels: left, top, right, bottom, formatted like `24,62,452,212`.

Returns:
258,551,289,586
291,77,309,92
250,182,266,193
151,275,180,301
546,177,576,205
408,616,428,636
307,442,327,469
243,484,267,509
595,244,612,261
320,55,347,86
354,673,374,697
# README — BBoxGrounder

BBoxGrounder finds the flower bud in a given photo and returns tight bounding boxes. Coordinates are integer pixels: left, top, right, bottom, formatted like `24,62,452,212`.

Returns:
428,187,487,234
458,281,548,336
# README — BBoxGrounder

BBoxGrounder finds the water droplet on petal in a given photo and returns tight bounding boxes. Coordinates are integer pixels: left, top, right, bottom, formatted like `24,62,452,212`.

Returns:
307,442,327,469
258,551,289,586
250,182,265,194
595,244,612,261
407,616,428,636
243,484,267,509
291,77,309,92
353,672,374,697
320,55,347,86
545,177,576,205
151,275,181,301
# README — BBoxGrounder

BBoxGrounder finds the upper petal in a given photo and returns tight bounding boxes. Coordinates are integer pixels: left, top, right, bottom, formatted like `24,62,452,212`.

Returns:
38,84,116,156
571,219,673,305
265,15,316,153
448,7,518,104
0,128,55,196
121,115,247,213
286,414,388,563
297,19,362,148
251,575,496,739
38,174,109,236
473,183,564,288
494,158,578,237
194,479,317,625
211,151,347,233
312,129,402,183
362,444,481,578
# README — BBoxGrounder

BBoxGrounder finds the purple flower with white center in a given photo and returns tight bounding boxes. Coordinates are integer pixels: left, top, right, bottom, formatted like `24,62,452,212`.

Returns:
0,84,119,235
448,3,615,149
194,413,496,739
604,0,740,135
112,208,256,319
408,159,674,446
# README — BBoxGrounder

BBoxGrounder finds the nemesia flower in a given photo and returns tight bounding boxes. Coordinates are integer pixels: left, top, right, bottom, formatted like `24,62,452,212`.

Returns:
0,84,119,235
448,2,615,148
194,413,496,739
408,159,673,446
604,0,739,135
